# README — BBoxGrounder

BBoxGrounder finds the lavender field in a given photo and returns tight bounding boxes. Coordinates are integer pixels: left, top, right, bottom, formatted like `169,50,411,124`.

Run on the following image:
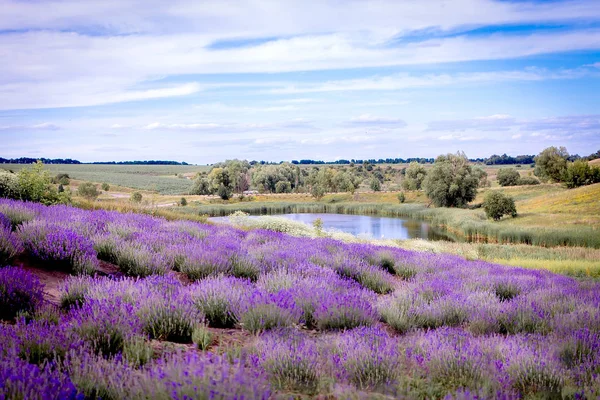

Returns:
0,198,599,399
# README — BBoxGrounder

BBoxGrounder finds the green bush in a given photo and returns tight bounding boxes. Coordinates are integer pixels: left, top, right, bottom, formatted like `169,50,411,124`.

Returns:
130,192,143,203
101,182,110,191
52,174,70,185
516,176,540,185
179,197,187,206
497,168,520,186
397,192,406,203
0,170,19,199
369,179,381,192
483,191,517,221
563,160,600,188
77,182,99,201
17,161,67,205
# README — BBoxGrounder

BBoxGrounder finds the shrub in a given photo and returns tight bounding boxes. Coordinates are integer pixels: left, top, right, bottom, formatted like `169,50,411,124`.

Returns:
336,327,400,390
0,356,79,400
0,223,23,265
256,331,320,395
138,296,202,343
113,243,170,277
101,182,110,191
370,178,381,192
17,161,64,205
179,197,187,206
77,182,100,201
237,290,301,334
563,159,600,188
0,267,44,320
53,174,71,185
18,222,98,275
313,294,378,331
483,191,517,221
59,276,92,309
122,336,154,367
507,356,564,397
190,277,252,328
130,191,143,203
0,170,19,199
397,192,406,203
16,320,79,365
241,303,296,334
516,176,540,185
334,262,394,294
70,298,141,357
497,168,520,186
423,152,479,207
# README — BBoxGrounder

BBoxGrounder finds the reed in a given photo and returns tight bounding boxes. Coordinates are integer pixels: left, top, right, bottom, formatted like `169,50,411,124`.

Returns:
176,202,600,248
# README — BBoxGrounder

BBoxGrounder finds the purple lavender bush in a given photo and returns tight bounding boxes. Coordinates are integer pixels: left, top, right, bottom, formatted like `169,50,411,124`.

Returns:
0,223,22,265
18,221,97,275
0,266,44,321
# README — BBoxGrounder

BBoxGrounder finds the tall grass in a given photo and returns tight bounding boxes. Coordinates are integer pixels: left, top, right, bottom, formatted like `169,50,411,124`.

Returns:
176,202,600,248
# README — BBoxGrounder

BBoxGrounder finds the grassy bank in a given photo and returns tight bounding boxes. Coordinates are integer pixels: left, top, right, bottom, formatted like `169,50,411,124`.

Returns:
174,201,600,248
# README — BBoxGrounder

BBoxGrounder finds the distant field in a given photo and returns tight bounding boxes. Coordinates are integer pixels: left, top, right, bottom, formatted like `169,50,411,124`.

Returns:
2,164,210,194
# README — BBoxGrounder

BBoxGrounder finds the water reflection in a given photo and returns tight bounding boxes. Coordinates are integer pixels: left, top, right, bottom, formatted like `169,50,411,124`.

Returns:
213,213,451,241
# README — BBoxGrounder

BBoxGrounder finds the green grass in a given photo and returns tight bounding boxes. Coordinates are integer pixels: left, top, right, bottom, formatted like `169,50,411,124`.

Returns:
3,164,209,194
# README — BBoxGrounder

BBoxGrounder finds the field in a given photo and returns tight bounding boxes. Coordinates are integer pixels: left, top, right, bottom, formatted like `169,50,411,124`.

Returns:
2,164,209,194
1,198,600,399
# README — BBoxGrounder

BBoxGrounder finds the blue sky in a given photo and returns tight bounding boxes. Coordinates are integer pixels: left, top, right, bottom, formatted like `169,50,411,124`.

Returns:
1,0,599,163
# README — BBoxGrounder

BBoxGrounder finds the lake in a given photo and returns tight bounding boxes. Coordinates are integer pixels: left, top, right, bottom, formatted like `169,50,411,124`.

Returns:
213,213,452,241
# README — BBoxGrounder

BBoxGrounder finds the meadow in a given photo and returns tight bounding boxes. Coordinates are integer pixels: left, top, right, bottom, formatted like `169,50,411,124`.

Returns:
1,198,600,399
2,164,209,194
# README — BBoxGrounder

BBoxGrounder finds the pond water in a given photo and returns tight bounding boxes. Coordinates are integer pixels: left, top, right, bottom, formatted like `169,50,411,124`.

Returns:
213,213,452,241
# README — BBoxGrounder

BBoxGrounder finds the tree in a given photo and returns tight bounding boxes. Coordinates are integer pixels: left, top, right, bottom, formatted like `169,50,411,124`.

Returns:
310,184,326,200
52,173,70,185
401,162,427,190
130,191,142,203
77,182,100,201
275,181,292,193
563,160,600,188
497,168,521,187
216,184,232,200
190,176,212,195
534,146,569,182
423,152,479,208
370,178,381,192
483,191,517,221
472,166,490,188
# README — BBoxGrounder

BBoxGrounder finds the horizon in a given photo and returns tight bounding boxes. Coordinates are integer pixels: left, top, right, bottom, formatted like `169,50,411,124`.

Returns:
1,0,600,163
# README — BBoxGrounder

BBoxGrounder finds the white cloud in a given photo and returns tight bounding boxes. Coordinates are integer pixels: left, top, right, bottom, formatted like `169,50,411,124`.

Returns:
346,114,407,129
1,28,600,109
0,122,60,130
2,0,600,36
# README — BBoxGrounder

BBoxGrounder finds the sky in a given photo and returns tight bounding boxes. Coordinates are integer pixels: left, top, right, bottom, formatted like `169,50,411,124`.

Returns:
1,0,600,164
